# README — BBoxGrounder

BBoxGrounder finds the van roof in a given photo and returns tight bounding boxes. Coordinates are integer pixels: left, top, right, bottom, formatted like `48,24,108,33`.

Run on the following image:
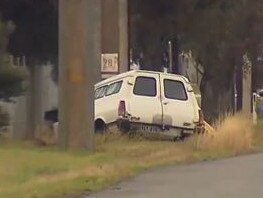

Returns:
95,70,189,87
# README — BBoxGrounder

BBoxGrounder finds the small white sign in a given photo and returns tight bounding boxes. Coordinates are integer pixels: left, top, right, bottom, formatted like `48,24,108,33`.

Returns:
101,53,118,73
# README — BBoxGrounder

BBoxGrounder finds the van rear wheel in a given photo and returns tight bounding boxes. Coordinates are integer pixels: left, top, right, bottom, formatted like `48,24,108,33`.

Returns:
95,119,106,134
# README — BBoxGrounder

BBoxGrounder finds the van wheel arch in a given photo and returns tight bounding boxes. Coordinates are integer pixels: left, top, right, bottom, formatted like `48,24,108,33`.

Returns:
95,119,106,134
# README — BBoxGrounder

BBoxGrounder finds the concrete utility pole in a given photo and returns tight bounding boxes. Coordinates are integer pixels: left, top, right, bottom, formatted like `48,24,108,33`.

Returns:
58,0,101,150
242,54,252,116
118,0,129,73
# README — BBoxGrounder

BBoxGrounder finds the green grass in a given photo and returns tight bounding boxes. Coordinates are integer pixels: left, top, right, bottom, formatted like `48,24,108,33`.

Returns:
0,137,227,198
0,117,262,198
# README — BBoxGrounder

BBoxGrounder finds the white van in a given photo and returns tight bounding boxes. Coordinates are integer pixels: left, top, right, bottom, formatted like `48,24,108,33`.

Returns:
95,70,204,139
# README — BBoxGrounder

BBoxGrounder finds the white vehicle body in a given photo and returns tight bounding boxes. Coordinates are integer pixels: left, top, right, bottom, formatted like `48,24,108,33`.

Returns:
95,70,204,138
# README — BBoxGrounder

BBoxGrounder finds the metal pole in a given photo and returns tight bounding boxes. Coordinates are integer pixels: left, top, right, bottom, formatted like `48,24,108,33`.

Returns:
168,41,173,73
58,0,100,151
252,92,258,125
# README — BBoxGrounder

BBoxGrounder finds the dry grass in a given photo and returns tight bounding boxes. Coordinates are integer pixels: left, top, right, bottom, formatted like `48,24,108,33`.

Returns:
191,114,254,155
0,115,261,198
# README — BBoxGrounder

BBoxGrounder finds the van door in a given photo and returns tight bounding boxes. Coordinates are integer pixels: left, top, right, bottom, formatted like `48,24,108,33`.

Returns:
128,73,163,125
160,75,197,129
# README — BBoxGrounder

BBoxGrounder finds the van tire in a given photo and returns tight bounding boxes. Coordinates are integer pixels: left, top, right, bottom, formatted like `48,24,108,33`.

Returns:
95,119,106,134
117,119,131,133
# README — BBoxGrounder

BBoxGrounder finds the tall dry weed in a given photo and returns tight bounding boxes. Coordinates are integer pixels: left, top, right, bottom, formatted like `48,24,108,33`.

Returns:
192,115,253,154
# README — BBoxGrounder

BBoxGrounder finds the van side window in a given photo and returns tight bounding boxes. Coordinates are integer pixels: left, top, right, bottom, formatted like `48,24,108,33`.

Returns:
133,77,157,97
95,86,107,99
164,79,187,100
105,81,123,96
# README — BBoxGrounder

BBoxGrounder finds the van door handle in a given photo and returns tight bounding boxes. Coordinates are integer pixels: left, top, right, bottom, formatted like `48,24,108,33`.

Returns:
163,101,169,105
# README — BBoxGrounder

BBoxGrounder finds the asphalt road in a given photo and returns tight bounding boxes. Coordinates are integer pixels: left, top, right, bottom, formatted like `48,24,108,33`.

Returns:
86,154,263,198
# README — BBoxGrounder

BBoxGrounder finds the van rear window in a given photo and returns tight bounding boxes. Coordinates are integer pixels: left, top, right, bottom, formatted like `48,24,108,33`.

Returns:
133,77,157,97
105,81,123,96
95,86,107,99
164,79,187,100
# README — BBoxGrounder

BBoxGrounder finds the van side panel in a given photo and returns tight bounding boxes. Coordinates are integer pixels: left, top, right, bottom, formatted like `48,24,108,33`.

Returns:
95,77,128,124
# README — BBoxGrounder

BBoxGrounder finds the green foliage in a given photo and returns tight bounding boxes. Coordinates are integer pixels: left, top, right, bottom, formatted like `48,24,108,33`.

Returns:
0,19,27,98
0,61,28,97
0,18,27,127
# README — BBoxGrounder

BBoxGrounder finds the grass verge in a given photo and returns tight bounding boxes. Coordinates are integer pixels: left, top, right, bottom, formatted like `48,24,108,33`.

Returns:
0,115,262,198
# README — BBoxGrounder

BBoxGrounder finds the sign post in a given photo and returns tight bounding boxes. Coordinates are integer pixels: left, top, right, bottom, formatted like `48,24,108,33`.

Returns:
101,53,119,79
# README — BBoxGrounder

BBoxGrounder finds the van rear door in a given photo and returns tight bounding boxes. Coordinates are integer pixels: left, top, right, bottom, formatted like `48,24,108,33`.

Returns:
160,75,197,129
128,73,163,125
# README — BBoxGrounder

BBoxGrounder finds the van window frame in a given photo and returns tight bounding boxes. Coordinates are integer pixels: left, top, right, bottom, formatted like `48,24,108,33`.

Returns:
133,76,157,97
105,80,123,96
163,79,188,101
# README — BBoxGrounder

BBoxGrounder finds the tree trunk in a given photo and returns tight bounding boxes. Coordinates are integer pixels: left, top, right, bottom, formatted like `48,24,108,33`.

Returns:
200,62,235,124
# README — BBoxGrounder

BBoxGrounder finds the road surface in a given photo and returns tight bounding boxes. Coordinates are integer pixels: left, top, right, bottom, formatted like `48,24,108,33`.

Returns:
86,154,263,198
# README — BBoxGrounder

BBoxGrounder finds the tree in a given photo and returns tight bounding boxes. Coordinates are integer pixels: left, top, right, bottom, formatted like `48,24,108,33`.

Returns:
0,0,58,137
180,0,242,123
0,19,27,127
0,0,58,66
182,0,263,122
129,0,263,123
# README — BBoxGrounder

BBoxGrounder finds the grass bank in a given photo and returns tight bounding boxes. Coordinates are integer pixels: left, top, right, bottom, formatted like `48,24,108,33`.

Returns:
0,116,262,198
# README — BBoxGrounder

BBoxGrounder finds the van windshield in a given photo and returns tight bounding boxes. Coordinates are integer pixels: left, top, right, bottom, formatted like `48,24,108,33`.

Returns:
164,79,187,101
